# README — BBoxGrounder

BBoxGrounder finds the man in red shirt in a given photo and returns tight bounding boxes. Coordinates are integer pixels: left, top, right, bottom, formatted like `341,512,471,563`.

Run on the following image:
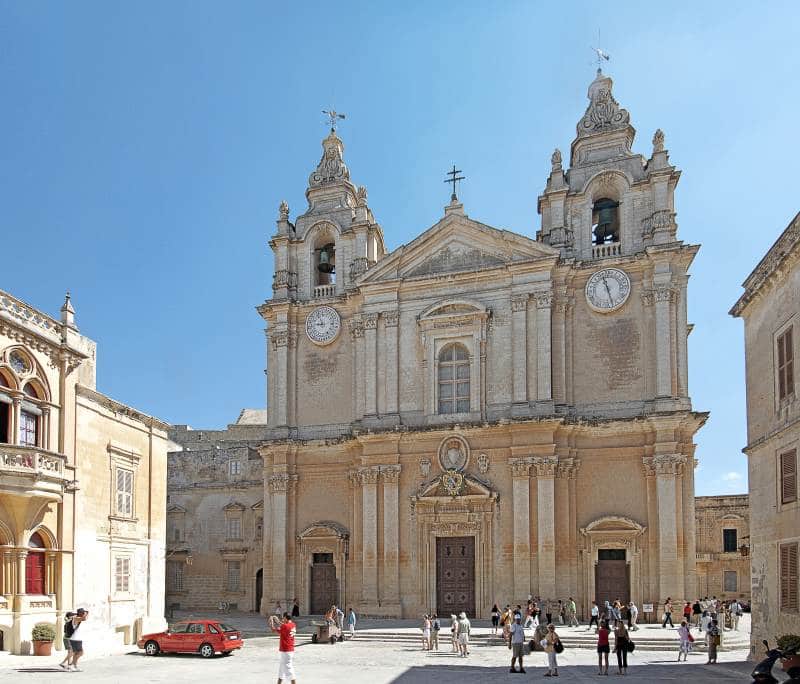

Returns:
270,612,297,683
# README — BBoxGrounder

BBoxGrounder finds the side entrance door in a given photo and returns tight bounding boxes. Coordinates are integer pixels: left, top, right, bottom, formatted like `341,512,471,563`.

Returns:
310,553,337,614
436,536,475,617
255,568,263,613
595,549,630,605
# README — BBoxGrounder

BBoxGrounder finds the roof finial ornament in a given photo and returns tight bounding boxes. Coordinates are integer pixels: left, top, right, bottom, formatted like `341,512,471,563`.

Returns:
61,290,76,329
322,108,346,132
652,129,665,153
591,29,610,74
444,164,465,203
551,148,562,171
278,200,289,221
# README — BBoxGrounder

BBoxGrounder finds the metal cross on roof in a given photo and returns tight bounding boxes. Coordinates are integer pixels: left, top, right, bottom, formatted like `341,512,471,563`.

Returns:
444,164,465,202
322,109,346,132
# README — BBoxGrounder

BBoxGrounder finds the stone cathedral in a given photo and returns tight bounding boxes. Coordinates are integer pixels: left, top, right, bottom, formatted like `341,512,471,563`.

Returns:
170,69,707,619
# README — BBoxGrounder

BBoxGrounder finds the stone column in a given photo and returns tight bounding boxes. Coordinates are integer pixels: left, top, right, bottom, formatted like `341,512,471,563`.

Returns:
349,318,365,419
653,455,681,600
360,467,380,610
2,548,15,595
41,408,50,451
383,311,399,415
363,314,378,416
16,550,27,594
271,330,290,426
535,291,552,402
552,293,567,405
676,278,689,398
11,397,20,445
261,467,272,614
381,465,401,613
510,459,531,598
511,295,529,406
45,551,57,595
269,473,295,606
653,286,675,397
682,454,697,600
535,459,557,598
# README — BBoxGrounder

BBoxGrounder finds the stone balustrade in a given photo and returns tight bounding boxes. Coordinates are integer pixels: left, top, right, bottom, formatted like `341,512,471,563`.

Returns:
0,445,68,499
592,242,621,259
313,284,336,299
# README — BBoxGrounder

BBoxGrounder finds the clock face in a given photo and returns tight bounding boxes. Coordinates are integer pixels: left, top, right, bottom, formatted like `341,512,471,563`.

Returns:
585,268,631,313
305,306,341,345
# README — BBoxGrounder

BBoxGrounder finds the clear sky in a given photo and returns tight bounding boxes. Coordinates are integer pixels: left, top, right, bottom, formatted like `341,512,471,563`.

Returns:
2,1,799,496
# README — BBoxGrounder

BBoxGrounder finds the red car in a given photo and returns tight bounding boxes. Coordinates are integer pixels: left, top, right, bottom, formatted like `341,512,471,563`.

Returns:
137,619,243,658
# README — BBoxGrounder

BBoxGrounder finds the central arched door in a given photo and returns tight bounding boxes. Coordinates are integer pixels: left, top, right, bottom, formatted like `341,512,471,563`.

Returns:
436,537,475,617
310,553,337,614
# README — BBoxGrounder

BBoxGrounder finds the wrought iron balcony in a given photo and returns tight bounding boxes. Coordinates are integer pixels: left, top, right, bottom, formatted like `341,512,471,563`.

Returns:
0,444,68,499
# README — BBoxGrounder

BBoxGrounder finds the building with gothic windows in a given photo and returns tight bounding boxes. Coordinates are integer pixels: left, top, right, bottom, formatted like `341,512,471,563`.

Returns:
169,69,709,620
0,290,169,654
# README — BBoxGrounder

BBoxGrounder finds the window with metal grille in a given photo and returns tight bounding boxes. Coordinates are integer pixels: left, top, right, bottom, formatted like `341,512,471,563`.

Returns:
778,327,795,401
227,517,241,540
19,411,37,447
168,561,184,592
116,468,133,517
780,542,799,612
723,529,738,553
438,344,470,414
782,450,798,504
115,556,131,592
723,570,737,592
228,460,241,477
226,561,241,592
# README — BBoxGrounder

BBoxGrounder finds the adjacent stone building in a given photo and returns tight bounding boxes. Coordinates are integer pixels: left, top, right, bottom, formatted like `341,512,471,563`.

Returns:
695,494,750,602
0,289,169,654
731,211,800,654
252,67,708,620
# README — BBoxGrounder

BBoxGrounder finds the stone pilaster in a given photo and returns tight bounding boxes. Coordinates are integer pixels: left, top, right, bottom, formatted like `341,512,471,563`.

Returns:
534,290,553,402
363,314,378,416
349,317,365,419
383,312,399,415
380,465,401,613
359,466,380,609
269,472,297,606
510,459,531,598
643,285,675,398
552,291,568,405
511,295,529,406
16,550,27,595
534,458,557,597
648,454,685,600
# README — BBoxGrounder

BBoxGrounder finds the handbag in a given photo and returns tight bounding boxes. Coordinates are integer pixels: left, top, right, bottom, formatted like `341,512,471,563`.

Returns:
687,633,694,643
554,639,564,654
627,640,636,653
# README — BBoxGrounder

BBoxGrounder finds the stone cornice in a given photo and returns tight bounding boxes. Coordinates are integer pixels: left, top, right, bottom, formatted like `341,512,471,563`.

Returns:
731,211,800,317
76,385,170,432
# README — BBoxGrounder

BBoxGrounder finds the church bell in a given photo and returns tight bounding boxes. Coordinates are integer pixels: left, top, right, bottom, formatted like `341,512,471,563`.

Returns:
318,243,335,274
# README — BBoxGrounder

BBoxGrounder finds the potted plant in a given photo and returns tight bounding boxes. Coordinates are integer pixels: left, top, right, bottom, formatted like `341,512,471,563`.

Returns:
778,634,800,677
31,622,56,656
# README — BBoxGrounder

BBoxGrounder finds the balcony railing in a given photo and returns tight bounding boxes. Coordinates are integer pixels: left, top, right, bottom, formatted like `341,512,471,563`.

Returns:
0,445,68,499
695,552,716,562
313,284,336,299
592,242,621,259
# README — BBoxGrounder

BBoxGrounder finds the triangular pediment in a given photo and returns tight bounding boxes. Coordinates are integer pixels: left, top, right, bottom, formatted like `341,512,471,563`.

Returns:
359,213,558,284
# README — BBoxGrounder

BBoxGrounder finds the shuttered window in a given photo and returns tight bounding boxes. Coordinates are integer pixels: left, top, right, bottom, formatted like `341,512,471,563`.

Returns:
782,450,798,504
778,327,795,401
115,556,131,593
116,468,134,517
780,542,799,612
226,561,241,592
438,344,470,414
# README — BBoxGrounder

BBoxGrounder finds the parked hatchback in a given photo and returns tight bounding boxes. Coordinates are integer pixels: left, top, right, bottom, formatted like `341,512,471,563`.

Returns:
138,620,243,658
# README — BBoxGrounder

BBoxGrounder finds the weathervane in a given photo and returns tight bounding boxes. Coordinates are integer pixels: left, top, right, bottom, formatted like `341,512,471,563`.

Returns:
322,109,346,132
444,164,465,202
591,30,610,71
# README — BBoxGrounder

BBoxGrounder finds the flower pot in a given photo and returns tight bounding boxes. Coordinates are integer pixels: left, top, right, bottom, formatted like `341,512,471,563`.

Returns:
32,640,53,656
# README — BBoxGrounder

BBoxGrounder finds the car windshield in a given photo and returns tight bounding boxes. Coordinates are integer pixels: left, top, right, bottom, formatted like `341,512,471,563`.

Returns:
218,623,238,633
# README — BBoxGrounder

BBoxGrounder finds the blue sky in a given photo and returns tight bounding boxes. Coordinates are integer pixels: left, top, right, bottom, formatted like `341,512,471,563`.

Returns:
2,1,798,496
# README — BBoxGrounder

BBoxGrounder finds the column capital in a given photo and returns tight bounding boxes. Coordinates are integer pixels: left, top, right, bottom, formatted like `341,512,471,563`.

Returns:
382,311,400,327
357,465,381,485
509,458,531,478
534,290,553,309
348,317,365,339
270,327,297,350
643,454,686,477
380,464,401,483
641,286,675,307
532,457,558,477
556,457,581,479
511,294,529,312
268,473,298,493
363,313,378,330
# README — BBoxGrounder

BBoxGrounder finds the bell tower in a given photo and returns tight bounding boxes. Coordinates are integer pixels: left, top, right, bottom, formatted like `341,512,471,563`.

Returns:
269,126,386,303
537,69,681,261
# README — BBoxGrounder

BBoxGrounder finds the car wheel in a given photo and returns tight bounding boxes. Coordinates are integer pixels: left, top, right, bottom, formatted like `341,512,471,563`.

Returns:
144,640,160,656
329,636,337,644
199,643,215,658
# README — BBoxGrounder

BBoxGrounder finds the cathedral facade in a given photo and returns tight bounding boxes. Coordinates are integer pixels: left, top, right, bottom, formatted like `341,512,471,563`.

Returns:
253,69,707,619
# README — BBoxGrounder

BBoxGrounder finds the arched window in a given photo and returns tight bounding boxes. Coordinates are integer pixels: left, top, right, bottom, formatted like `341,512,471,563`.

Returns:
25,532,46,594
0,372,11,444
19,383,41,447
592,198,620,245
438,344,470,414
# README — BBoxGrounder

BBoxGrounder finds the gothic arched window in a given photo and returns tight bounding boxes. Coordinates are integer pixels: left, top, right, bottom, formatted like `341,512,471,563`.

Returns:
438,344,470,414
592,198,620,245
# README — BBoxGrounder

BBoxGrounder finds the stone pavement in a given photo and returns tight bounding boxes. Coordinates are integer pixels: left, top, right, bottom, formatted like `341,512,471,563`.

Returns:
0,620,760,683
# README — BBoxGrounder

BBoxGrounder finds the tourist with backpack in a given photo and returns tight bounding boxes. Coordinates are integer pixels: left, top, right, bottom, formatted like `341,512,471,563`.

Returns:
58,611,75,671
